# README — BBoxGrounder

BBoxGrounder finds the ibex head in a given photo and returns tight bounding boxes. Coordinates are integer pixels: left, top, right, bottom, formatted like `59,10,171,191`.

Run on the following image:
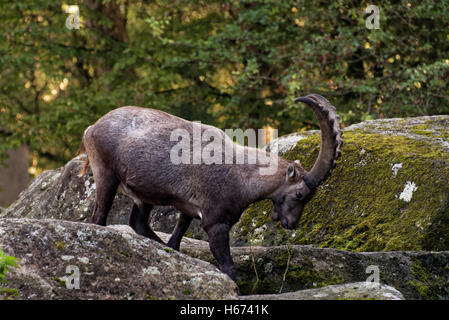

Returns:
269,94,343,229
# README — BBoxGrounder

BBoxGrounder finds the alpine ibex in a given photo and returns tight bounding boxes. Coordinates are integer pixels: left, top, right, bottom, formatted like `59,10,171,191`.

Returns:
79,94,342,281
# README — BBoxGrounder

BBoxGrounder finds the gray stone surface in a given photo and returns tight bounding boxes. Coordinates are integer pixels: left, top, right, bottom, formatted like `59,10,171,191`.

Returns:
0,218,238,300
241,282,405,300
156,233,449,300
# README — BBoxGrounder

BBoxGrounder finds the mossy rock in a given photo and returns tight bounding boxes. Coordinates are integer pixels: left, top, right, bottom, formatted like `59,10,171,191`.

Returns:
157,232,449,299
232,115,449,251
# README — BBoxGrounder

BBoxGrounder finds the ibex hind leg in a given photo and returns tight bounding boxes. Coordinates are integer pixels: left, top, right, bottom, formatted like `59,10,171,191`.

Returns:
129,202,165,244
90,170,119,226
167,213,193,251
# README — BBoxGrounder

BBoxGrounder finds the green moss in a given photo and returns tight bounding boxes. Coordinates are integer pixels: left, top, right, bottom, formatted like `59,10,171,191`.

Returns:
237,277,276,295
419,120,449,140
409,259,440,300
281,264,344,289
236,280,252,294
54,241,66,250
164,247,174,253
184,232,195,238
235,123,449,251
410,124,435,137
275,251,344,291
411,129,434,136
118,251,130,258
52,276,66,287
292,132,449,251
0,287,20,299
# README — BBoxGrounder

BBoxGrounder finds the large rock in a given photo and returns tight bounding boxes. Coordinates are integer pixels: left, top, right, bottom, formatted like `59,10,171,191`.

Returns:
0,218,238,300
241,282,405,300
1,219,447,300
4,115,448,252
232,115,449,251
2,115,448,252
0,155,207,241
156,233,449,300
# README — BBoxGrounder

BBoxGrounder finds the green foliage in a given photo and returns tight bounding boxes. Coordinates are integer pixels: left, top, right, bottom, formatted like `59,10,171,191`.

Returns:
0,248,19,299
0,0,448,170
0,248,19,283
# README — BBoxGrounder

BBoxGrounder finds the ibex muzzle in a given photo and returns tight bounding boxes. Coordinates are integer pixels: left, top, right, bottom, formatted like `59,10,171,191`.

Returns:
79,94,342,281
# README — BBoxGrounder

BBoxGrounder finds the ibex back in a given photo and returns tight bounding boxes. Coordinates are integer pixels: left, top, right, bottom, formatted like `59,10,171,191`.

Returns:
79,94,342,281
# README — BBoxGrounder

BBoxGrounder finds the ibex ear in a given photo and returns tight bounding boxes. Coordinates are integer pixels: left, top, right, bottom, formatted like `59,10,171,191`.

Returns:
286,164,296,181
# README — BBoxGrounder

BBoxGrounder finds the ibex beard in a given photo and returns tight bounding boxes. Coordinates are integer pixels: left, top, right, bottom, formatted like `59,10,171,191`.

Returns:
79,94,342,282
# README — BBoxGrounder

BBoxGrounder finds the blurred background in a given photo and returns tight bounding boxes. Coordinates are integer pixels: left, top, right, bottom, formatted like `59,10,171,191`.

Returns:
0,0,448,206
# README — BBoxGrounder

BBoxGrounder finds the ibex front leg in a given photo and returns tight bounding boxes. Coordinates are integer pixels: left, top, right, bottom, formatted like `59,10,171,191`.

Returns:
206,223,236,281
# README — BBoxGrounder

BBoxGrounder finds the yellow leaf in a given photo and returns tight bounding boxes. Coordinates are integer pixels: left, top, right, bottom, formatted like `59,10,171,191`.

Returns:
295,18,305,27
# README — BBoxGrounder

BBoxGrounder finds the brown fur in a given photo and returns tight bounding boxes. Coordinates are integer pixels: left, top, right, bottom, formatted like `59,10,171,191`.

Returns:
79,94,342,281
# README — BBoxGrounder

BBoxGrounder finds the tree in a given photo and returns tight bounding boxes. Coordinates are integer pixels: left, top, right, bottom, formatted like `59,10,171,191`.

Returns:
1,0,448,171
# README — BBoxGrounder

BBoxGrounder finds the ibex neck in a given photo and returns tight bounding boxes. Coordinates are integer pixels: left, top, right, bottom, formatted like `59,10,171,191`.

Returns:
243,156,290,203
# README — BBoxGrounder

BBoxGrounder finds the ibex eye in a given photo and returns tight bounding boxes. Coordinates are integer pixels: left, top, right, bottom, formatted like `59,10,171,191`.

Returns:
296,192,303,200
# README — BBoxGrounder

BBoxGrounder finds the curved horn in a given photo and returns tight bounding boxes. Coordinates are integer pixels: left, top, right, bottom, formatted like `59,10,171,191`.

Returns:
294,94,343,190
